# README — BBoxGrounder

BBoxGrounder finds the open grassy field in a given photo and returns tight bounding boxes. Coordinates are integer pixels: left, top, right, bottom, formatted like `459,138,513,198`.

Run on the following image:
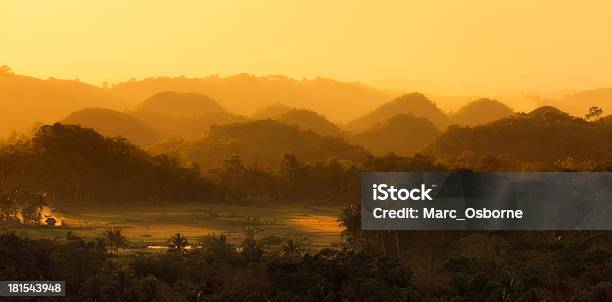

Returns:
0,203,346,250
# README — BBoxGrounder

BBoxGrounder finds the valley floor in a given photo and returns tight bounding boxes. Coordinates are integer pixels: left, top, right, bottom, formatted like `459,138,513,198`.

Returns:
0,202,344,250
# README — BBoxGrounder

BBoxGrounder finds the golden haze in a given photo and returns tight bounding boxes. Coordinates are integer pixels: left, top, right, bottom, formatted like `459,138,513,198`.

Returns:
1,0,611,93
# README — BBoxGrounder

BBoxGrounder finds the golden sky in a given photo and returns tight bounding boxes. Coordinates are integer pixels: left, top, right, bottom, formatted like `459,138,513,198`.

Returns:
2,0,611,94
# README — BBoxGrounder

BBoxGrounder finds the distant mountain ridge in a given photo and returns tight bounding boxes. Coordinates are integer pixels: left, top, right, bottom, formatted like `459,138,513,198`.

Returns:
136,91,226,115
251,103,294,119
131,110,246,140
129,91,245,139
351,113,439,155
527,105,569,117
554,88,612,117
427,106,612,163
345,93,451,132
164,120,369,169
451,98,513,126
269,108,341,137
61,107,159,146
0,70,126,136
109,74,396,122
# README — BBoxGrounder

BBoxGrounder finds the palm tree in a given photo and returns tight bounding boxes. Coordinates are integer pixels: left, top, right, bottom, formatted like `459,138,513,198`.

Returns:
103,228,128,258
282,239,302,257
338,204,363,249
167,233,189,254
103,230,114,255
115,268,134,296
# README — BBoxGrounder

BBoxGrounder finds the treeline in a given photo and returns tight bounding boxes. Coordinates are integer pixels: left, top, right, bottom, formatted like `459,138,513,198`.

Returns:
340,221,612,301
2,228,611,301
181,152,446,203
2,122,612,205
0,123,448,205
0,190,47,225
0,231,418,301
208,154,360,202
0,123,214,203
428,109,612,168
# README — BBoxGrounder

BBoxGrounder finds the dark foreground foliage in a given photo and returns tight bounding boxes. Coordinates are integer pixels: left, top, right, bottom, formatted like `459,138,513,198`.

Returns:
0,232,417,302
1,231,611,301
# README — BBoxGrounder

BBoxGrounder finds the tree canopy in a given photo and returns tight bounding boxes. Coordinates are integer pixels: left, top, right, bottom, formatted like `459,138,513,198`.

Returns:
428,108,612,165
0,123,214,203
172,120,368,170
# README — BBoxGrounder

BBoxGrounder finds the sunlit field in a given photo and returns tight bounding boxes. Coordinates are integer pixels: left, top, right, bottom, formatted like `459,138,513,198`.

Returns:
0,203,344,250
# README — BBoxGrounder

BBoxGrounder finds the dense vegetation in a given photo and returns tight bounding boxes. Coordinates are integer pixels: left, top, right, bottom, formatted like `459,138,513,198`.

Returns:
2,110,612,301
273,109,341,137
350,113,439,156
4,111,612,205
0,123,213,203
1,222,611,301
165,120,368,170
0,123,443,205
0,231,420,301
428,108,612,168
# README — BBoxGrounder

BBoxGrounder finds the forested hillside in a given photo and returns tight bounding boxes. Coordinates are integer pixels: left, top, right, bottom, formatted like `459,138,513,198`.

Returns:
272,109,341,136
428,107,612,168
62,107,160,146
131,110,246,140
451,98,514,126
0,123,213,203
165,120,368,170
351,113,439,155
345,93,451,132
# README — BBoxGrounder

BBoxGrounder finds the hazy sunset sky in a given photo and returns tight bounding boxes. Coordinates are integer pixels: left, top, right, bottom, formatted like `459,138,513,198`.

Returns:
2,0,611,94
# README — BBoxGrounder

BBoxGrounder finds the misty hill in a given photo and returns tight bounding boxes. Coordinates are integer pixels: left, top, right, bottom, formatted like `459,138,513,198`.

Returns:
527,105,570,118
62,108,160,146
0,68,125,136
451,98,513,126
252,103,294,119
136,91,225,115
252,105,342,136
131,110,246,139
273,109,341,136
345,93,451,132
109,74,395,122
554,88,612,117
171,120,369,169
428,106,612,163
351,113,439,155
